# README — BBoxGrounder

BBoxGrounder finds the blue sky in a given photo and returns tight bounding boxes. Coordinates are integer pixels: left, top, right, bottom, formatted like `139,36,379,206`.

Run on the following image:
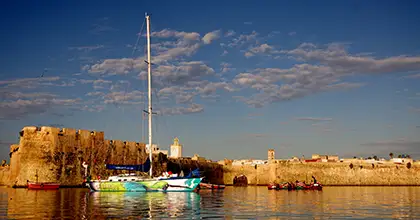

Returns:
1,0,420,162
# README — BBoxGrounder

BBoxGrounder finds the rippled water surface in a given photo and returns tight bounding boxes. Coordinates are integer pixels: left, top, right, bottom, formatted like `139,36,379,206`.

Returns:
1,186,419,219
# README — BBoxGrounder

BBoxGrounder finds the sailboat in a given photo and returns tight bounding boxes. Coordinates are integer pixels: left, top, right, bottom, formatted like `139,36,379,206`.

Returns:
86,13,203,192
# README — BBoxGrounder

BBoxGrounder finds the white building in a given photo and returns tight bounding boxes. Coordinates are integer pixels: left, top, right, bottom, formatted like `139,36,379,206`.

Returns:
146,144,168,155
170,137,183,158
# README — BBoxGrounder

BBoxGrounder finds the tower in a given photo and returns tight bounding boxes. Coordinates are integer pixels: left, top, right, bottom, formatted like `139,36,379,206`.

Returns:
170,137,183,158
268,149,275,161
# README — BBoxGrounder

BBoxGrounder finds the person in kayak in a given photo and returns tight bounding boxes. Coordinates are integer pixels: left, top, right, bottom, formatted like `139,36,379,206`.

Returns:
312,176,317,184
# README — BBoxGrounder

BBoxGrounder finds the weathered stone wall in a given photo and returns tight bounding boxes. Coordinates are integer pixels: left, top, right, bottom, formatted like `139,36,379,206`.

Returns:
224,161,420,186
5,126,223,187
0,167,10,185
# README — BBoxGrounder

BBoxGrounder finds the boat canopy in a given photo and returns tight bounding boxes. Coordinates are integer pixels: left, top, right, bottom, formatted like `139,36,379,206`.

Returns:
106,157,150,172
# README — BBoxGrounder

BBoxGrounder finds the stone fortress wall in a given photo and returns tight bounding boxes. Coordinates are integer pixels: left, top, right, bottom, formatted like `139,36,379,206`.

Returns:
0,126,224,187
223,150,420,186
223,162,420,186
1,127,419,187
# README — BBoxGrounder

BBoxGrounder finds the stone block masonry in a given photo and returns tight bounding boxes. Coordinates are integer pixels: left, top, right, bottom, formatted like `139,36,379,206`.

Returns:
1,126,223,187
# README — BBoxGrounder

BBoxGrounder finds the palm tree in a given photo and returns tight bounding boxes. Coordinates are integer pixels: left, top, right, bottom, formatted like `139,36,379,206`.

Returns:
389,152,394,159
373,155,378,161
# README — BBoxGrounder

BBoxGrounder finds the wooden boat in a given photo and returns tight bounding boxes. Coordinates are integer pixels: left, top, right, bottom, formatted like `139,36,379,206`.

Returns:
277,182,294,190
27,182,60,190
267,183,279,190
27,170,60,190
268,182,323,191
295,183,323,190
310,183,323,190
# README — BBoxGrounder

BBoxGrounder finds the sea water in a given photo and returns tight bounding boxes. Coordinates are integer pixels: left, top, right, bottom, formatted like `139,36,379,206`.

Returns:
1,186,419,219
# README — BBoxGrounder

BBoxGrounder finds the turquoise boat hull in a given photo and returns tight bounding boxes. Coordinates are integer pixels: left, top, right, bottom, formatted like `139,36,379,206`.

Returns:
87,177,203,192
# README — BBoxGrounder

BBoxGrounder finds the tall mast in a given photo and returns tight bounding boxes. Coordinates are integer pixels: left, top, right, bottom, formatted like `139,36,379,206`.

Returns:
146,13,153,177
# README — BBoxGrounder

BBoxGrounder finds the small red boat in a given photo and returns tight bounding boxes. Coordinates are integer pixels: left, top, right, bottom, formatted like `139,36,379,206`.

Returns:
27,182,60,190
27,170,60,190
277,182,294,190
267,183,279,190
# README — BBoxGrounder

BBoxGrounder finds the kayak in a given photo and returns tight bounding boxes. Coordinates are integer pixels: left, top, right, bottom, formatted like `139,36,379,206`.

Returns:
267,183,279,190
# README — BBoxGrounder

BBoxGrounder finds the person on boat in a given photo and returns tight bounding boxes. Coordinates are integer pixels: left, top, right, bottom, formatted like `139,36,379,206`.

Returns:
161,171,169,178
179,170,184,177
295,180,305,187
312,176,317,184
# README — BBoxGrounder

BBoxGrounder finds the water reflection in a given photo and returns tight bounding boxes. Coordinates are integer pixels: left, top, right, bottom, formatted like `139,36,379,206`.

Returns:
1,186,420,219
90,191,201,219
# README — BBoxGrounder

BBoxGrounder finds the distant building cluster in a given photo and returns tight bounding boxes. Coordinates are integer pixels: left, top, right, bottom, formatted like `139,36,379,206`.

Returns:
219,149,415,167
148,140,415,166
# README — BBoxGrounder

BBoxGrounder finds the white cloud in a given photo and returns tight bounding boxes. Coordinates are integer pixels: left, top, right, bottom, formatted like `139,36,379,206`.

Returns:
103,90,145,105
157,103,204,115
152,29,201,42
202,30,221,44
295,117,333,121
86,91,104,97
225,30,236,37
288,31,296,36
148,61,216,86
0,77,61,89
87,57,144,75
0,98,81,120
228,31,259,48
197,82,235,96
287,42,420,75
1,92,57,100
244,22,253,25
404,73,420,79
86,29,203,76
244,52,254,58
220,62,235,73
233,42,420,107
245,43,278,57
78,78,113,90
68,45,104,52
250,43,274,54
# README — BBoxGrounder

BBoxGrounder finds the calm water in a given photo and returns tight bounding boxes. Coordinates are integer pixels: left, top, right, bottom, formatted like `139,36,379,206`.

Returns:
1,186,419,219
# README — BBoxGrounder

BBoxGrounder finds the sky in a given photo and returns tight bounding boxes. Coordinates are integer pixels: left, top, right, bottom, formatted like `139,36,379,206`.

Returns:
1,0,420,162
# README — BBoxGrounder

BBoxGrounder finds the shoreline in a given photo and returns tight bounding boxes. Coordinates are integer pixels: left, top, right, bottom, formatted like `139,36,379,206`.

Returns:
4,184,420,188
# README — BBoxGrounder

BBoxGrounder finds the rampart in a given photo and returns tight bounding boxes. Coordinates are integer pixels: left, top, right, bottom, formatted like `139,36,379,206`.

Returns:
223,161,420,186
1,126,223,187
